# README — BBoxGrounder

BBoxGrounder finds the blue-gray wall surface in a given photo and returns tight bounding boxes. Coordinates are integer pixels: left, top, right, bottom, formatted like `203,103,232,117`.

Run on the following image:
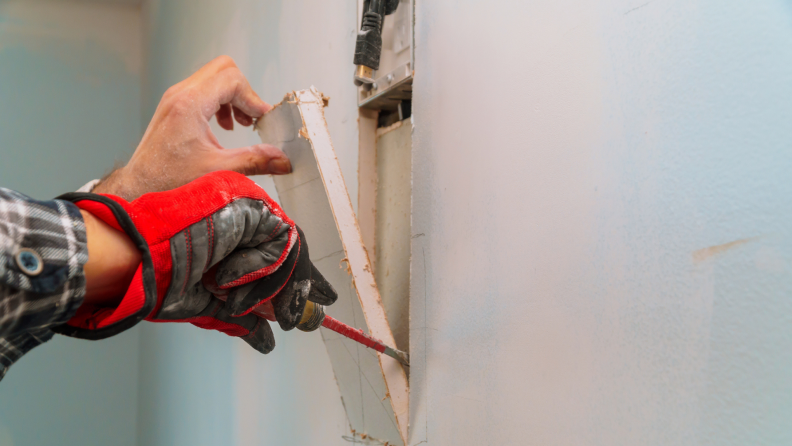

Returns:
0,2,141,446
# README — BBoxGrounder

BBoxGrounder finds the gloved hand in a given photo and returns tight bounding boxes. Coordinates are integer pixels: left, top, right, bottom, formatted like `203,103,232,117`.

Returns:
54,171,337,353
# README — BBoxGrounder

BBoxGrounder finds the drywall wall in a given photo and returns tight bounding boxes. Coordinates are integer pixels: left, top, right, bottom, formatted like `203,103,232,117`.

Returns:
140,1,358,445
410,1,792,445
0,2,142,445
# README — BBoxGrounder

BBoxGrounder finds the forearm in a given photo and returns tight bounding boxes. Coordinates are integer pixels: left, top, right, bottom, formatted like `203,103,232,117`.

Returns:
80,210,140,307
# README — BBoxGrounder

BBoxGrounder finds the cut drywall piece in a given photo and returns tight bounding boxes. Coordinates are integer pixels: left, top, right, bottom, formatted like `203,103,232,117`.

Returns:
256,88,409,446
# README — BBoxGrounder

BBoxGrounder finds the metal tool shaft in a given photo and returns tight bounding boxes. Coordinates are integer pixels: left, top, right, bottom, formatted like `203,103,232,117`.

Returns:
321,315,409,366
243,299,409,366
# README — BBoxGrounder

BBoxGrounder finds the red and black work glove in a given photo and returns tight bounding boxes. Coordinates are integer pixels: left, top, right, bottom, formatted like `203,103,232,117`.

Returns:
53,171,337,353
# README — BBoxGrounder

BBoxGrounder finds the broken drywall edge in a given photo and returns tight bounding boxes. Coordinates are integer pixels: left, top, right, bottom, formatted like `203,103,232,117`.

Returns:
375,119,404,138
256,87,409,445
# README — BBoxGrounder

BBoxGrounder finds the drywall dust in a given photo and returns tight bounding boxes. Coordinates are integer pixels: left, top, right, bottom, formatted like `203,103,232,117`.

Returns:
343,430,392,445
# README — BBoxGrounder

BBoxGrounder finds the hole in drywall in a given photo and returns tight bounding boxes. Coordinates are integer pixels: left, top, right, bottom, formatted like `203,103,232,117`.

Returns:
378,100,411,128
358,107,412,355
373,116,411,353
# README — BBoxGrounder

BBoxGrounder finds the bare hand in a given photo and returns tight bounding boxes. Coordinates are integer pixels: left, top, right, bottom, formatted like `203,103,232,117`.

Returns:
94,55,291,200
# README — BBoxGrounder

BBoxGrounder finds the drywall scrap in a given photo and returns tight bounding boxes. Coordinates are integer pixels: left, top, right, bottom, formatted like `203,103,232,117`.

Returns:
256,88,409,446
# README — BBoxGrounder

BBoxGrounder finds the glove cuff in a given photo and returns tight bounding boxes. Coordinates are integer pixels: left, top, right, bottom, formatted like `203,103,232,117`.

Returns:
51,192,158,340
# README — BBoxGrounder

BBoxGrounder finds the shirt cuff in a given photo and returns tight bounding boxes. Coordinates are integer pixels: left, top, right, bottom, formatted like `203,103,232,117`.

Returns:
0,189,89,336
77,179,101,193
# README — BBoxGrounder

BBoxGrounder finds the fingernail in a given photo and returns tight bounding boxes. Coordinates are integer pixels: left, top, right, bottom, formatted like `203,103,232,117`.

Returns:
270,158,292,174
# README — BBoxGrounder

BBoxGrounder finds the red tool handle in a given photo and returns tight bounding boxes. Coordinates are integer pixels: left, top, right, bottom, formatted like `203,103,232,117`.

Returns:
240,299,409,366
249,301,386,353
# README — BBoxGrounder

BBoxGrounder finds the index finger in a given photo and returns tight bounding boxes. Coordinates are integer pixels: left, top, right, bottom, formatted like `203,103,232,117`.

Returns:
191,56,271,120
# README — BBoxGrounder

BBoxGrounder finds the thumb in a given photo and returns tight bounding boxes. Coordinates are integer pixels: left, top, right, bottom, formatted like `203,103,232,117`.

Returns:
217,143,292,176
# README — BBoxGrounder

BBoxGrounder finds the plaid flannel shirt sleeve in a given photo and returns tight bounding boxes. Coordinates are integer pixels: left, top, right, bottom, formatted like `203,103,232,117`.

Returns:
0,187,89,380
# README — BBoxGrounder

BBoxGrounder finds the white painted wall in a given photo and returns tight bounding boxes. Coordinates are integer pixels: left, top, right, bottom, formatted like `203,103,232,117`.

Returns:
0,2,142,445
410,1,792,445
